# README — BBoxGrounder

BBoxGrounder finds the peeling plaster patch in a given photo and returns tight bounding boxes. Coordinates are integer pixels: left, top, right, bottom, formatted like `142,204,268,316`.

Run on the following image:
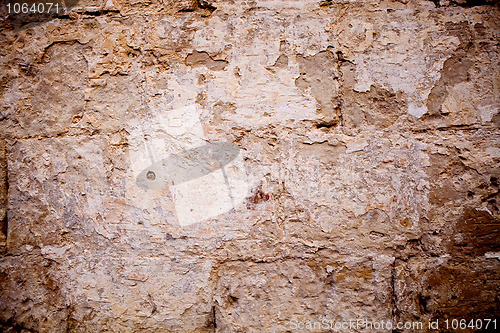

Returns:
485,147,500,159
295,50,340,126
408,103,428,118
352,23,461,118
186,51,228,71
346,140,369,154
427,52,473,116
479,105,499,123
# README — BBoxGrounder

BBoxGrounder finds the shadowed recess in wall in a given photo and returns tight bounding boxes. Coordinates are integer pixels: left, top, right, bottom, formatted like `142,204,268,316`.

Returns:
185,50,229,71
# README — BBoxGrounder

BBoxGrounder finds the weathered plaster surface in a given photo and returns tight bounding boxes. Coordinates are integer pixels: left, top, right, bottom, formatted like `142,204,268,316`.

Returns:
0,0,499,331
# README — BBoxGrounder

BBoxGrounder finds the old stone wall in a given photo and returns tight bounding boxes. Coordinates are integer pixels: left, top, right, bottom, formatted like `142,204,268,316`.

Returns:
0,0,499,332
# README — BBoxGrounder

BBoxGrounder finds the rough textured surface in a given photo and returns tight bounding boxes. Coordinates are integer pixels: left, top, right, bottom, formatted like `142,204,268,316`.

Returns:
0,0,499,332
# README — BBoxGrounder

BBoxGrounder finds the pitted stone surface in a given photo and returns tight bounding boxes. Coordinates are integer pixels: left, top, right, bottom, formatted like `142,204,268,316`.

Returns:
0,0,499,332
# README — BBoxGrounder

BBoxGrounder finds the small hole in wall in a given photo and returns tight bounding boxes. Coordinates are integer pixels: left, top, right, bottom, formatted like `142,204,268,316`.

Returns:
146,171,156,180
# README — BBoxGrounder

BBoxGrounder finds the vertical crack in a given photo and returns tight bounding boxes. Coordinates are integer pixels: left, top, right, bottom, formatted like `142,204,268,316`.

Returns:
391,259,399,332
0,143,8,250
212,305,217,332
336,50,353,130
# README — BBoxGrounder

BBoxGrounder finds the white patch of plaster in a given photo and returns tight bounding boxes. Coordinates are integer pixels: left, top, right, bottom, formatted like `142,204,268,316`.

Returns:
407,103,428,118
479,104,499,123
485,147,500,159
346,139,368,153
484,252,500,260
